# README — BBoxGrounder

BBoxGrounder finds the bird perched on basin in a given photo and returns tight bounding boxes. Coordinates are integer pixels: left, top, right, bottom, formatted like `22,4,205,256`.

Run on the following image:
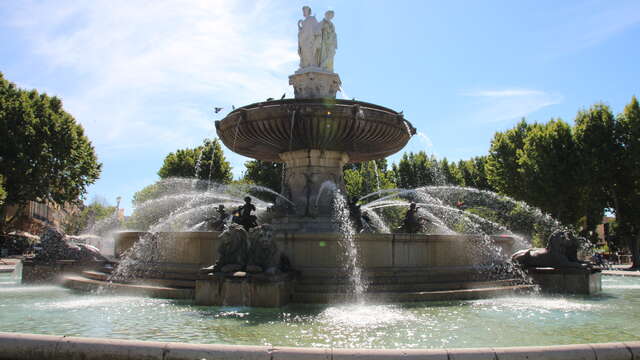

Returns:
280,93,286,100
213,107,223,114
232,105,235,110
266,97,275,101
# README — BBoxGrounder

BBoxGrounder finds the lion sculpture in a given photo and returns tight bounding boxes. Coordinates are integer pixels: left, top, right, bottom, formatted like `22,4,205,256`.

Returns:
209,223,249,273
203,223,286,274
246,224,282,274
511,230,589,269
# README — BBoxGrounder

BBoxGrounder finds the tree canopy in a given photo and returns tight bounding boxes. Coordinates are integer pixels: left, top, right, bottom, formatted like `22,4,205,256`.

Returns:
344,160,396,199
64,197,118,235
242,160,284,193
0,175,6,206
0,72,101,232
158,138,232,183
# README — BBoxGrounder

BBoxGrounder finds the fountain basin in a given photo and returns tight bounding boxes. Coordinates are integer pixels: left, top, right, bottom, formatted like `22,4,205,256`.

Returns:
1,273,639,352
112,231,515,271
215,99,416,163
56,231,530,304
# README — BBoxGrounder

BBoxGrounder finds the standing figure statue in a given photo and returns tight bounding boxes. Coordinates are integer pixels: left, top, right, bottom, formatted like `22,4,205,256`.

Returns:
319,10,337,72
297,6,321,69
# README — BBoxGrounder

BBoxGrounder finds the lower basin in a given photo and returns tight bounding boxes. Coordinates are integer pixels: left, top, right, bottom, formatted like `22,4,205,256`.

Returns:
1,272,639,349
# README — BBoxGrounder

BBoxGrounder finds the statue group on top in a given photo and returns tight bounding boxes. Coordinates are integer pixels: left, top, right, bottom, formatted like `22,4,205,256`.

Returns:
297,6,337,72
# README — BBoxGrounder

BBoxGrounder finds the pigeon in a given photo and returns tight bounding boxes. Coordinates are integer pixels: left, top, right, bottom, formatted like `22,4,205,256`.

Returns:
232,105,235,110
266,97,275,101
280,93,286,100
214,107,223,114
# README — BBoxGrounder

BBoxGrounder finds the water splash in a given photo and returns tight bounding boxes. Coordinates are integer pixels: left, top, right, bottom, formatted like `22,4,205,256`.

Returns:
332,191,367,300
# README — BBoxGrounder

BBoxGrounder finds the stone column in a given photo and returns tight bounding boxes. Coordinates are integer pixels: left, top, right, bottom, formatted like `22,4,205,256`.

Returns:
279,149,349,218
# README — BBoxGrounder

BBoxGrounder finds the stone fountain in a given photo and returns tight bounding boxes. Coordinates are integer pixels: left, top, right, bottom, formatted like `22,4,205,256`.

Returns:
61,6,535,306
215,11,414,232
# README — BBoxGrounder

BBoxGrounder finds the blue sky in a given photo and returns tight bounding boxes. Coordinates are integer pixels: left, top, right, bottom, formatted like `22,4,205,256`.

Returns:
1,0,639,214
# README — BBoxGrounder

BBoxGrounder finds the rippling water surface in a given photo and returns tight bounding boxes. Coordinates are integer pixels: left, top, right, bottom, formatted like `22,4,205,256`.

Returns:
1,273,639,348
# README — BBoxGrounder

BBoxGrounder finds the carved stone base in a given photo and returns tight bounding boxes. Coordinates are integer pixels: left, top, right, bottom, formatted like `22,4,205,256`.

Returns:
271,216,337,233
526,267,602,295
279,149,349,219
289,70,341,99
195,273,293,307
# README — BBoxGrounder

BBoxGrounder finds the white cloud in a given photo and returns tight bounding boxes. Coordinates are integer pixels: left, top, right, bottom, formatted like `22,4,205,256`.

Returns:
4,0,298,153
462,88,563,123
543,1,640,57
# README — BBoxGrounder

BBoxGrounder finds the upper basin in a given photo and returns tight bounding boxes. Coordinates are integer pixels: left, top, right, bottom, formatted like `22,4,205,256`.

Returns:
215,99,416,163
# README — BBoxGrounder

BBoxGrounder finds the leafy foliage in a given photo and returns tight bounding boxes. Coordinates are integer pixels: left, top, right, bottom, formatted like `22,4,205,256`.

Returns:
344,160,396,199
242,160,284,193
518,119,582,225
457,156,493,190
392,151,443,188
158,138,232,183
0,175,6,206
486,119,531,199
573,103,618,238
0,72,101,232
613,97,640,267
64,198,117,235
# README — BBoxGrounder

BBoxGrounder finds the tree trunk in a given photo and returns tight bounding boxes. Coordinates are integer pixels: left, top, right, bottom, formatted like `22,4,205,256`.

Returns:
632,232,640,269
0,205,7,234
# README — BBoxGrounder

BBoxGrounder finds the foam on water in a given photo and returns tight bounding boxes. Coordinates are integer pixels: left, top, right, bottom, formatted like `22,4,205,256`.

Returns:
1,274,639,348
472,296,601,312
318,304,417,327
33,296,147,310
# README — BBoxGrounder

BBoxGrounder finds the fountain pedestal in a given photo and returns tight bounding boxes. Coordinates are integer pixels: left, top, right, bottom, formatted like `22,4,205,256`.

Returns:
289,70,341,99
279,149,348,220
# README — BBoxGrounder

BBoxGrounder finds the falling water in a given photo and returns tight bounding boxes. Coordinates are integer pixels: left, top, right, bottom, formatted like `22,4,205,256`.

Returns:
194,148,205,179
106,178,289,282
332,191,367,300
372,161,381,193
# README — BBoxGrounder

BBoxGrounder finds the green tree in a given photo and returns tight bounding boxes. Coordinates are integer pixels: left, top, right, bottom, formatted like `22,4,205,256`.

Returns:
614,96,640,268
344,160,396,199
518,119,582,225
0,175,6,206
486,119,531,199
65,198,117,235
158,138,232,183
573,104,618,240
132,182,163,207
392,151,441,189
458,157,493,191
440,158,463,185
0,72,101,232
242,160,283,193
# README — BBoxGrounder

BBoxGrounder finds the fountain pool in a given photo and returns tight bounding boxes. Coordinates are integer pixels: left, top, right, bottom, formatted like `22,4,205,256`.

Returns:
2,272,639,349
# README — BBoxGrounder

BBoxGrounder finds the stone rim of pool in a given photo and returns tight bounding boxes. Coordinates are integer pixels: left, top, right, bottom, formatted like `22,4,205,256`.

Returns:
0,332,639,360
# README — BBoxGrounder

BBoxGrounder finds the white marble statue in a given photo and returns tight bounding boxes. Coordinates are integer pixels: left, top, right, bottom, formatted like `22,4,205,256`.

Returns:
319,10,337,72
297,6,321,69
